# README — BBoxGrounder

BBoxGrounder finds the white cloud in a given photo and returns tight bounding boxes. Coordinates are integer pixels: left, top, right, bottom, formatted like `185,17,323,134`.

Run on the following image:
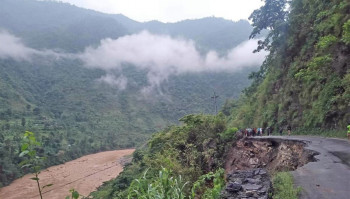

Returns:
79,31,268,91
0,30,268,93
0,30,63,61
0,31,38,61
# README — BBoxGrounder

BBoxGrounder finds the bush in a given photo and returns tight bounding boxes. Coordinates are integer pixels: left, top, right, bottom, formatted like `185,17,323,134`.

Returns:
219,127,238,141
191,168,225,199
342,20,350,44
316,35,337,50
272,172,301,199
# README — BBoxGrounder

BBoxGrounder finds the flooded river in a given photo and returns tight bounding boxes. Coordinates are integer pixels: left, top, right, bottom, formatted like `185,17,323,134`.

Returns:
0,149,135,199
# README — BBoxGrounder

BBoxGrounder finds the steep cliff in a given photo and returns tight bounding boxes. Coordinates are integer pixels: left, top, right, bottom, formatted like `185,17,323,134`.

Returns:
228,0,350,130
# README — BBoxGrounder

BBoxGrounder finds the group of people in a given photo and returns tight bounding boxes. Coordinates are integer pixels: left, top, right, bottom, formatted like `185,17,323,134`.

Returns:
241,125,292,137
242,128,267,137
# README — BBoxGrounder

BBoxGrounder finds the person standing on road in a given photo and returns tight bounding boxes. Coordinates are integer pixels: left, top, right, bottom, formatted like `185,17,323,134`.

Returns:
279,127,283,136
287,125,292,136
253,128,257,136
266,127,271,136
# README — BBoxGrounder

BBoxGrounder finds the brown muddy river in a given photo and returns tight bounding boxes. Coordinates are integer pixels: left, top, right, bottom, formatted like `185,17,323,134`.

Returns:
0,149,135,199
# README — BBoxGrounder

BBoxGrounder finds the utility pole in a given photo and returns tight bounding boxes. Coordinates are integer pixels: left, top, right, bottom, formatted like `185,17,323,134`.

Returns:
211,92,219,115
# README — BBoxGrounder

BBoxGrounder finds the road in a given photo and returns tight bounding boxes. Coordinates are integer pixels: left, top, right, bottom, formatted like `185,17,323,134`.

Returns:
0,149,134,199
255,136,350,199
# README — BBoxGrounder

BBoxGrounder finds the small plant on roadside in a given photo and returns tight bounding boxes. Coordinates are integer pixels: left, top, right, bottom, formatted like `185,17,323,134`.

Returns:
272,172,301,199
18,131,53,199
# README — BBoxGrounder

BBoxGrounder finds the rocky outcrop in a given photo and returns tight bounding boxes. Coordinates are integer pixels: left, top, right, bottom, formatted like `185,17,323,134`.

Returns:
221,168,271,199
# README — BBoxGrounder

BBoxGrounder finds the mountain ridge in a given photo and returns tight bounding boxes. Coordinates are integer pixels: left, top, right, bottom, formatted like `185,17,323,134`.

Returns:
0,0,254,53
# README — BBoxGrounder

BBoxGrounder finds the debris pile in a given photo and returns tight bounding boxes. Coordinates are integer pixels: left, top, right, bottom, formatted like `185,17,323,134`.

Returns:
225,138,317,172
221,168,271,199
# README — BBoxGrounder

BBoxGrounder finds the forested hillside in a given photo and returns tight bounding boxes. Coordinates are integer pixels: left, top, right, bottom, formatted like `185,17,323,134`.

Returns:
90,0,350,198
228,0,350,130
0,0,258,187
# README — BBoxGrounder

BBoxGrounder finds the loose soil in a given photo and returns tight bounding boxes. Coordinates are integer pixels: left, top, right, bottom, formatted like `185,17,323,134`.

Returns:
0,149,135,199
225,137,317,173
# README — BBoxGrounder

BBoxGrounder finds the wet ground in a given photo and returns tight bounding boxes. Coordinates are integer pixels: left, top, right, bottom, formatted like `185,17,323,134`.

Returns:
0,149,134,199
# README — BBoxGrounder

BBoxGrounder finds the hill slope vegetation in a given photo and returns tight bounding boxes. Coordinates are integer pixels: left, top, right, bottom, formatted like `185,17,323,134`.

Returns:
0,0,258,187
228,0,350,130
91,0,350,198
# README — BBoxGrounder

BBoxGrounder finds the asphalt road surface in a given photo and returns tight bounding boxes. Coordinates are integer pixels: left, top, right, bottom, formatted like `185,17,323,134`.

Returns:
255,136,350,199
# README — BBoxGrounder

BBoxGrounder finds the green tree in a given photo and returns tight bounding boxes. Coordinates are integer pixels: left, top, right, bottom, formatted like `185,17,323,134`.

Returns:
249,0,290,52
33,108,41,115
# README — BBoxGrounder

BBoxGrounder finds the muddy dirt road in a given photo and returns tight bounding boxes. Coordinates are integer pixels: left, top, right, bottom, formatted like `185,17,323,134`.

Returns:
0,149,134,199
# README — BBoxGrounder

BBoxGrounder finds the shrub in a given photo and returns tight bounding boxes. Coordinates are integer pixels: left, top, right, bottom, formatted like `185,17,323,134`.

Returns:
191,168,225,199
342,20,350,44
316,35,337,50
272,172,301,199
219,127,238,141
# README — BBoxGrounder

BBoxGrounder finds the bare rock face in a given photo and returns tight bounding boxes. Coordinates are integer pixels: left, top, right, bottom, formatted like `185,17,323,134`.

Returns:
221,168,271,199
224,138,317,173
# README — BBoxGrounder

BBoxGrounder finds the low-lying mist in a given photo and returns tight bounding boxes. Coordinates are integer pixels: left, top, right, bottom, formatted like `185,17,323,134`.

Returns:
0,30,268,93
79,31,268,93
0,30,61,61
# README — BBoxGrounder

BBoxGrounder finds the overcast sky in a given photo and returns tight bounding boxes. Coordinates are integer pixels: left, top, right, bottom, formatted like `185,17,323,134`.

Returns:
54,0,264,23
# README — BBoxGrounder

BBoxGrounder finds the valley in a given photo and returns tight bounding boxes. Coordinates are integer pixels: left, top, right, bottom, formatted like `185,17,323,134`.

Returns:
0,0,349,198
0,0,259,187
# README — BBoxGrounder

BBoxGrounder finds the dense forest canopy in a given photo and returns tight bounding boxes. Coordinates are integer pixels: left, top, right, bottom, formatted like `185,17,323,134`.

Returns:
92,0,350,198
0,0,262,187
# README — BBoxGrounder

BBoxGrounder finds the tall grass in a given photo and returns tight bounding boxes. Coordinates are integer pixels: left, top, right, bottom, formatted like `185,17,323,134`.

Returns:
272,172,301,199
127,168,188,199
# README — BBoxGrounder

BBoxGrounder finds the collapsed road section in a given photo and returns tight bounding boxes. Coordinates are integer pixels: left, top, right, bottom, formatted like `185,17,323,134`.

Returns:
223,136,350,199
